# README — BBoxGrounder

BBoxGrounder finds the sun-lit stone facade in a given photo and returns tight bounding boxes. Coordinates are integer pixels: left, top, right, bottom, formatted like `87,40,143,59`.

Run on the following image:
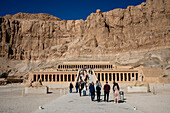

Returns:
29,62,145,84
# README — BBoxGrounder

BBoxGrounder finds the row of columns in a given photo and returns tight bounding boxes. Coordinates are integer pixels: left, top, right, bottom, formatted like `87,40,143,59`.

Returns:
58,65,113,69
33,74,76,82
96,72,138,82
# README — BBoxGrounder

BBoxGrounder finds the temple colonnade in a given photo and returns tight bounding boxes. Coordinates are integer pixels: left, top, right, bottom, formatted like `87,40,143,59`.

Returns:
57,64,114,69
95,70,139,83
30,71,77,83
29,70,140,83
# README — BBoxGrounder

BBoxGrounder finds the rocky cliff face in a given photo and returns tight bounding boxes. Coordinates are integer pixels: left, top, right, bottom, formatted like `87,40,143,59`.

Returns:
0,0,170,78
0,0,169,61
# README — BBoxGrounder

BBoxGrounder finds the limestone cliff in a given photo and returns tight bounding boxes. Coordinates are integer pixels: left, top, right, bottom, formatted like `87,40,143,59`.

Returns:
0,0,170,78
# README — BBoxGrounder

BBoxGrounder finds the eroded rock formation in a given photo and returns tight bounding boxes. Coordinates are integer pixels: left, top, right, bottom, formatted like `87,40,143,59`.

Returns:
0,0,170,78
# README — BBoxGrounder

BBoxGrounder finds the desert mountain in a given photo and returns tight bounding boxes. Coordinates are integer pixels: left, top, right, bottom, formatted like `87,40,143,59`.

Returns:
0,0,170,79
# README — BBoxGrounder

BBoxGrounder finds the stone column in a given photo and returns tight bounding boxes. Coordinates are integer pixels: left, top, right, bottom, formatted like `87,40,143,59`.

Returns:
44,74,46,82
56,75,58,82
123,73,125,82
52,74,53,82
119,73,121,82
65,74,67,82
59,74,61,82
75,74,76,81
126,73,129,82
101,73,103,81
106,73,108,82
71,74,73,81
64,74,66,82
97,73,99,81
63,74,65,82
116,73,118,82
47,74,49,82
67,74,69,82
100,73,102,81
134,73,136,81
108,73,110,82
130,73,132,81
111,73,113,82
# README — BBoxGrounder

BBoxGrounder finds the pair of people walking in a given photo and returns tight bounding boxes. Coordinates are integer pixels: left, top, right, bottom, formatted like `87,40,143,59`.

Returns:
104,81,120,103
89,81,102,102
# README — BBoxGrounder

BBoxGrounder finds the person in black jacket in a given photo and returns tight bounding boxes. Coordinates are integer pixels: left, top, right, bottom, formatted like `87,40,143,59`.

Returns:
89,82,95,101
69,82,73,93
96,84,101,102
79,82,82,96
75,81,79,93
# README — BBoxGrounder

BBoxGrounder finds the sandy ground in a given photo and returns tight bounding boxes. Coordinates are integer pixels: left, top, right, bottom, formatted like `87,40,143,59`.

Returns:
0,84,67,113
33,91,143,113
0,83,170,113
125,83,170,113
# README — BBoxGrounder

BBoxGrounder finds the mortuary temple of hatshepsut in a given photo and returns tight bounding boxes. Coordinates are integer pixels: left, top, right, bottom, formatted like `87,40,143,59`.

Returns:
0,0,170,86
29,61,170,85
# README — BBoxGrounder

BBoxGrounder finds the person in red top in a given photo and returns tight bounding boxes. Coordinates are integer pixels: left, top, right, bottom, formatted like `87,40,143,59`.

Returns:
104,81,110,102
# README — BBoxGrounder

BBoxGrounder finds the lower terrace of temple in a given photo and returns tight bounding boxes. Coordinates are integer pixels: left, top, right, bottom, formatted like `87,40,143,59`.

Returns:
29,62,141,83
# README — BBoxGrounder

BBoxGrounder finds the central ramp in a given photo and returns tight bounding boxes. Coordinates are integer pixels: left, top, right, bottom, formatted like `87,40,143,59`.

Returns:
33,92,143,113
88,69,97,83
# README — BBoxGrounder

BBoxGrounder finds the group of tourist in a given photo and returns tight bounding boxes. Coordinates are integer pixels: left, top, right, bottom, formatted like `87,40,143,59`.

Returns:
69,68,120,103
69,80,120,103
88,80,120,103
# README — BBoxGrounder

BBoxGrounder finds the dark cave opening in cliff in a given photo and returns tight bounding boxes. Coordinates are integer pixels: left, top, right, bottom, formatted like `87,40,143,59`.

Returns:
5,31,10,43
8,46,13,58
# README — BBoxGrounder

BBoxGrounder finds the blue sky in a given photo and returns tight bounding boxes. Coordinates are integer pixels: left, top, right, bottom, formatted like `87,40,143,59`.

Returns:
0,0,146,20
